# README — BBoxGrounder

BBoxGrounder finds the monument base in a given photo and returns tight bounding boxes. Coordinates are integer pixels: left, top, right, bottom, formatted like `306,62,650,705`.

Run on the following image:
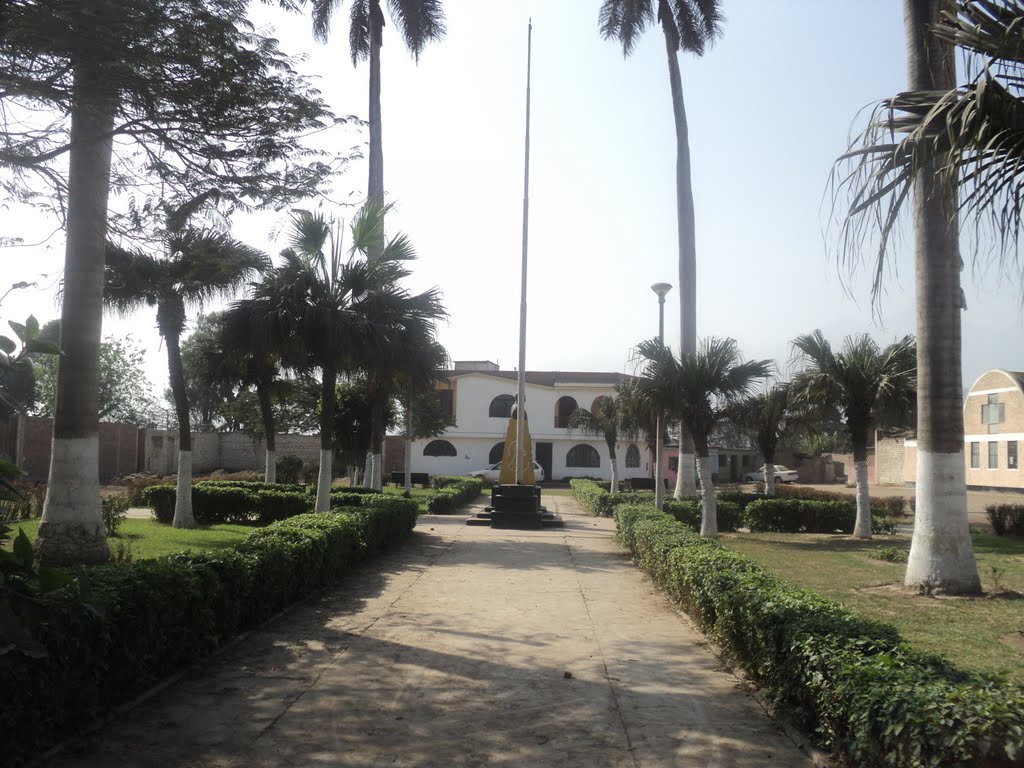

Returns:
466,484,563,529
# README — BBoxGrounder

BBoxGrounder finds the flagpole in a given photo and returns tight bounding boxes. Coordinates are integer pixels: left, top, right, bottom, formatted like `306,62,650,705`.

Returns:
515,19,532,485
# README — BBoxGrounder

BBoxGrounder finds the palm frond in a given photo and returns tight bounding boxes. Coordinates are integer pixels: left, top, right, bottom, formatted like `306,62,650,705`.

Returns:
348,0,373,64
103,244,163,316
599,0,655,56
386,0,446,61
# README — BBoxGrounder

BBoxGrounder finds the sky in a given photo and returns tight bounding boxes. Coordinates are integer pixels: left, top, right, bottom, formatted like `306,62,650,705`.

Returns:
3,0,1024,401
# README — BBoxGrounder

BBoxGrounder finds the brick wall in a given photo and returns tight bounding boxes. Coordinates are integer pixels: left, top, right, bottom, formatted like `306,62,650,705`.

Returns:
12,415,143,482
143,429,320,475
874,434,906,486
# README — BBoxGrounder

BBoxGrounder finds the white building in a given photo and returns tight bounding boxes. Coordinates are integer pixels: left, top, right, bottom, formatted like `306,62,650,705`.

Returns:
409,361,649,483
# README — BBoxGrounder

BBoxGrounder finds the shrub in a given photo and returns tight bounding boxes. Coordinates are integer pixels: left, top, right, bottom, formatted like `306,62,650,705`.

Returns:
743,498,899,535
0,478,45,520
0,505,418,765
300,460,320,484
613,502,1024,767
142,484,176,524
111,473,168,507
874,545,909,563
773,483,908,518
570,478,609,515
143,482,315,526
425,478,482,514
663,499,742,532
199,469,262,483
987,504,1024,537
275,454,304,484
258,491,312,524
100,494,129,536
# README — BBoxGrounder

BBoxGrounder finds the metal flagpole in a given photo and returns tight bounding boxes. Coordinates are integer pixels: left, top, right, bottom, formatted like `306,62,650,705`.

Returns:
515,19,532,485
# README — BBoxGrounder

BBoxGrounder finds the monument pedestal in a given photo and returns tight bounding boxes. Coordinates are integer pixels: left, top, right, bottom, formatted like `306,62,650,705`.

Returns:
466,484,563,529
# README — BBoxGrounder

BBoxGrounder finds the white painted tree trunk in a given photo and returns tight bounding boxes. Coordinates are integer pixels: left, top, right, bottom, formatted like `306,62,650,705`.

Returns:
654,414,665,510
35,436,109,565
265,449,276,484
316,448,333,512
852,459,872,538
675,435,697,498
173,450,195,529
609,452,619,494
371,452,383,491
764,464,775,496
363,452,373,489
696,455,717,539
906,450,981,592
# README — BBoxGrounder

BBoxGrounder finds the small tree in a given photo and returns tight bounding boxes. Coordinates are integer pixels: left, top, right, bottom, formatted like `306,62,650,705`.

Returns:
790,331,916,539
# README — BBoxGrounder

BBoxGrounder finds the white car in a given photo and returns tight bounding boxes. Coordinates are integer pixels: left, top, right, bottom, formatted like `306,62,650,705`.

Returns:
467,461,546,483
743,464,799,483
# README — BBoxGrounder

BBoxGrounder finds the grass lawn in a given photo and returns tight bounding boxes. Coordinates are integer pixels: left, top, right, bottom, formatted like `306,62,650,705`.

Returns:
722,531,1024,684
6,518,253,561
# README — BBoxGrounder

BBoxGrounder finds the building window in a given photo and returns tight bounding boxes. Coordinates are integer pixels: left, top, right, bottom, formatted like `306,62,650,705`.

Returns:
488,395,515,418
423,440,457,457
982,394,1005,434
437,389,454,422
554,396,579,428
741,454,751,467
1009,441,1018,470
566,444,600,468
668,456,678,472
488,442,505,465
970,442,980,468
625,444,640,468
718,454,728,467
590,396,610,414
988,441,999,469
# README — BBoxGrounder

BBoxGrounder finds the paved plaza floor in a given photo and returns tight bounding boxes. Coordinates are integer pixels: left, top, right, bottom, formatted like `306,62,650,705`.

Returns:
47,495,814,768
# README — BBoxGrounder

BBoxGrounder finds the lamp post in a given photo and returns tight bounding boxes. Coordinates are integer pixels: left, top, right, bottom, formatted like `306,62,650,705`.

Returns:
651,282,672,510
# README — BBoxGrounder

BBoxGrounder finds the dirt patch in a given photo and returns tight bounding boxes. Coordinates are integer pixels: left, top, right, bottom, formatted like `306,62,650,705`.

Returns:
858,583,1023,600
1002,631,1024,654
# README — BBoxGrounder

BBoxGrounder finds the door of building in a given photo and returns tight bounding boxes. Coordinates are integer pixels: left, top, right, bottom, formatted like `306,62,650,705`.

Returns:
535,442,552,484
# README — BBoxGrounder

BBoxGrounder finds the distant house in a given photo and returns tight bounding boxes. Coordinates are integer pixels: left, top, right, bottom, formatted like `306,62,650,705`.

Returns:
884,369,1024,492
408,361,650,483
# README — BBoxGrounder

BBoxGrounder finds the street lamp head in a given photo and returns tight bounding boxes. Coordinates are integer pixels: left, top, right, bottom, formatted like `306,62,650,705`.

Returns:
650,282,672,299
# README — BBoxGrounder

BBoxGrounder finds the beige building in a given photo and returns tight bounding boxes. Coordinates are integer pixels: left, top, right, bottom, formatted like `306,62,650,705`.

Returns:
896,369,1024,491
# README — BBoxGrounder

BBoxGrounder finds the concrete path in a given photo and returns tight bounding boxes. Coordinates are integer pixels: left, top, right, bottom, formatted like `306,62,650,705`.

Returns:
46,496,813,768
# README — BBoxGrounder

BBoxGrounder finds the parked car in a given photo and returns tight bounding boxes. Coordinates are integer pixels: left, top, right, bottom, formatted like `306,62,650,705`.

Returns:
467,461,546,483
742,464,799,483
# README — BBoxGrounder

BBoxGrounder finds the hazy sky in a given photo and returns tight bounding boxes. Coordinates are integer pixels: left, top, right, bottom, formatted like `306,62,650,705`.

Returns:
4,0,1024,400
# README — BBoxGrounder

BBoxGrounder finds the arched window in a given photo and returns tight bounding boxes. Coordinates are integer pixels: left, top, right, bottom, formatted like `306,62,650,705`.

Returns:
488,442,505,464
625,444,640,468
590,396,610,415
423,439,457,457
489,394,515,418
554,396,579,428
566,444,600,468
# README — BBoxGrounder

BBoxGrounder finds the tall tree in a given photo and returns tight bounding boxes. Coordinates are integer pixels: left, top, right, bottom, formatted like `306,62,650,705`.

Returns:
105,220,267,528
600,0,722,500
312,0,446,205
232,202,444,511
3,0,336,564
790,331,917,540
636,337,771,538
830,0,990,592
568,396,623,493
615,378,660,479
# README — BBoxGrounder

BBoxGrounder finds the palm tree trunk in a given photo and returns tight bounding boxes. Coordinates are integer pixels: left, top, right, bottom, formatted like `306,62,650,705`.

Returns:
696,451,717,539
256,378,276,484
370,397,384,491
316,360,337,512
368,0,384,206
662,21,697,499
607,438,619,494
903,0,981,593
404,387,413,495
851,428,871,539
166,324,195,529
763,461,776,496
654,413,665,510
36,67,114,566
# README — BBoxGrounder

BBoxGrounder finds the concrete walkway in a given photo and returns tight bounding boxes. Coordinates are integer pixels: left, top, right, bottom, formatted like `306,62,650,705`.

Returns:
47,495,813,768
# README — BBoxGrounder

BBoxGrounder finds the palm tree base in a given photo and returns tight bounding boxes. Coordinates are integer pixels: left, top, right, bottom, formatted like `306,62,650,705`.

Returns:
906,450,982,594
315,449,333,512
264,449,277,484
675,452,697,497
172,451,196,529
36,436,109,565
35,520,109,566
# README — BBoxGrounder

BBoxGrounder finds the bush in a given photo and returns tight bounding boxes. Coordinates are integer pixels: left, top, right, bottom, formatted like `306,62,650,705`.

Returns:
874,545,909,563
258,491,312,524
275,454,304,484
426,477,482,514
101,494,129,536
570,478,610,515
143,482,314,526
142,484,176,524
199,469,262,483
0,504,418,765
987,504,1024,537
111,473,169,507
773,483,908,518
300,460,320,484
663,499,742,532
743,498,899,535
0,478,45,520
613,502,1024,767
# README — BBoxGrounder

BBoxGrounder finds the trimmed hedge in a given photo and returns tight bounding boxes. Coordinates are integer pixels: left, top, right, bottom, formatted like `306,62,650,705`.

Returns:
572,479,742,531
142,482,313,525
1,504,418,765
614,503,1024,767
771,483,909,518
987,504,1024,537
744,498,899,535
426,477,483,514
663,498,743,532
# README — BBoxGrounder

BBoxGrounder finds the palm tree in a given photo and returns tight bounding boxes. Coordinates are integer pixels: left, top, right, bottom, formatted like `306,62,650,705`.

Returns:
105,227,267,528
636,337,771,538
790,331,917,540
600,0,723,500
831,0,994,592
568,396,622,493
233,202,444,511
615,378,661,481
312,0,446,205
196,311,287,483
725,384,803,496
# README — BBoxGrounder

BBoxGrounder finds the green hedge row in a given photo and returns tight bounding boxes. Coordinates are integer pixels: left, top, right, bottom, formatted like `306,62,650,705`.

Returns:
569,479,657,517
744,498,900,535
987,504,1024,537
426,477,483,514
2,504,418,765
142,482,312,525
663,498,743,532
614,503,1024,767
772,483,909,517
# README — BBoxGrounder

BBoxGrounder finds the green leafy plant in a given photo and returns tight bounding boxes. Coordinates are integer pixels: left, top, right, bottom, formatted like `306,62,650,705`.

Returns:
275,454,304,484
874,545,909,563
101,494,130,537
